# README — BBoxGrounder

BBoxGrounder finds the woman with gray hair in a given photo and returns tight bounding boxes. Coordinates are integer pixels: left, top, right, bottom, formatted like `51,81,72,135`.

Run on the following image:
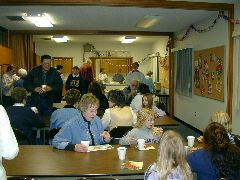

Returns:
14,68,27,88
52,93,111,152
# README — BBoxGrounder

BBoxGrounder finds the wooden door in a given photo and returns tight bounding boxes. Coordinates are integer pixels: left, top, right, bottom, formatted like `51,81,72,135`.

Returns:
52,57,73,96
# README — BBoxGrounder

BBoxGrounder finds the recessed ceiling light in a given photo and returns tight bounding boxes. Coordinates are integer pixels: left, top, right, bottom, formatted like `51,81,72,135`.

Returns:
23,13,54,27
52,35,68,43
121,36,136,43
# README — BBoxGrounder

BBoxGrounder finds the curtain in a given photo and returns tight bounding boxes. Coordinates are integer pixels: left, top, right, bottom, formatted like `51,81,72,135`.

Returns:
10,34,34,71
234,37,240,110
175,48,193,97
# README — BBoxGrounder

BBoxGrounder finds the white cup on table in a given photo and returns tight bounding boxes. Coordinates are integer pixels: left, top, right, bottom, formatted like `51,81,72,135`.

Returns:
187,136,195,148
81,141,90,148
137,139,145,150
117,147,127,161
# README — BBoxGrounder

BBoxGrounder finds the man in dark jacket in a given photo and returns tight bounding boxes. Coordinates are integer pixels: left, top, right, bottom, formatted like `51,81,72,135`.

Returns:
24,54,62,117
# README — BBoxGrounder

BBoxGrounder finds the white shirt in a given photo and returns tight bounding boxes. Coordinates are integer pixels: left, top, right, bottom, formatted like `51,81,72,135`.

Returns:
0,105,19,180
101,106,137,131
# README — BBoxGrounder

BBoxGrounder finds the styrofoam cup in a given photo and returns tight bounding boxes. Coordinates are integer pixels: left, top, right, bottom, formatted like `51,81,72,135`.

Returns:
187,136,195,148
137,139,145,150
117,147,127,161
81,141,90,148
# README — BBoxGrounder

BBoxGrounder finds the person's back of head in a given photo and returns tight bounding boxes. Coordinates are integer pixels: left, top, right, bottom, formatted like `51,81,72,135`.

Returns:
108,89,125,108
11,87,27,103
138,83,150,94
17,68,27,78
56,65,63,71
88,81,102,96
204,122,240,178
65,89,81,106
209,111,231,132
156,130,192,180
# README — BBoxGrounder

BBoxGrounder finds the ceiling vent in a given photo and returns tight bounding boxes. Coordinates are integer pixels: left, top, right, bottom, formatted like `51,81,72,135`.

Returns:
6,16,25,21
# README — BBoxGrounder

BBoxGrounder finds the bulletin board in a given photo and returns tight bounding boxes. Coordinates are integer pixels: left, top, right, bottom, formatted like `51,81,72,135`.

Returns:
194,46,224,101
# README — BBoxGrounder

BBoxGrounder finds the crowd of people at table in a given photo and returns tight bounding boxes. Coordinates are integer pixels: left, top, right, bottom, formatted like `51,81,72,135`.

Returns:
1,54,240,180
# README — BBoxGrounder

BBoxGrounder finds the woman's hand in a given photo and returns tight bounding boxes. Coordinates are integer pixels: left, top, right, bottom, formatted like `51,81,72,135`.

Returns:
101,131,111,142
74,144,88,153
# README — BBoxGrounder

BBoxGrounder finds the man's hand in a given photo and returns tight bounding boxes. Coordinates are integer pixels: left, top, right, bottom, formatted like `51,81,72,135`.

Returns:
74,144,88,153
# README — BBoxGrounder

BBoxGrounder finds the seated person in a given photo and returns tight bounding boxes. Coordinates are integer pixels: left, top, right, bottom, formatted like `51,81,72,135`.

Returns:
112,69,125,84
144,130,193,180
142,93,165,116
197,111,237,145
52,93,111,153
123,79,139,105
88,81,109,115
13,68,27,88
187,122,240,180
101,89,137,131
119,108,163,145
130,83,150,113
6,87,45,144
50,89,81,129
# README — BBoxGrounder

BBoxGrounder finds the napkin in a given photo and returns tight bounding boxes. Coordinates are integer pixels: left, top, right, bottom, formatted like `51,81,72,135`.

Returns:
87,144,113,152
121,161,143,170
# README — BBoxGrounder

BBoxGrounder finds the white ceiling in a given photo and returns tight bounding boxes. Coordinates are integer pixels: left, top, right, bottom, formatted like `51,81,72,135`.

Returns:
0,1,235,43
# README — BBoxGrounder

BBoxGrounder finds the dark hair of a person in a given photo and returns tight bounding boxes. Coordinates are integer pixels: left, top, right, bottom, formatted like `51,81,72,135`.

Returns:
41,54,51,63
204,122,240,178
88,81,103,96
79,63,93,82
132,62,139,68
138,83,150,94
56,65,63,70
7,64,14,72
65,89,81,105
142,93,153,108
72,66,79,70
11,87,27,103
108,89,125,108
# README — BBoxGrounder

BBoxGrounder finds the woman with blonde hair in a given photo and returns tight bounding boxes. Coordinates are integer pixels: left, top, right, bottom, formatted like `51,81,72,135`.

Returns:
145,130,193,180
119,108,163,145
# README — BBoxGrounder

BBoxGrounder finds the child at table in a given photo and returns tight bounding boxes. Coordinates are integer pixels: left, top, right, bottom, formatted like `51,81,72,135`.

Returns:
144,130,193,180
142,93,166,117
119,108,163,145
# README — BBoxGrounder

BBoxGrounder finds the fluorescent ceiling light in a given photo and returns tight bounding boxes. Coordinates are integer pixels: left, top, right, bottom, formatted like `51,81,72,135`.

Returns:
121,36,136,43
52,35,68,43
136,15,161,28
23,13,53,27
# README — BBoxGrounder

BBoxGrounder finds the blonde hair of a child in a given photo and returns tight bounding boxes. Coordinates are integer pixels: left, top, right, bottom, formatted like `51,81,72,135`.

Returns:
209,111,231,132
133,108,156,132
142,93,153,109
156,130,193,180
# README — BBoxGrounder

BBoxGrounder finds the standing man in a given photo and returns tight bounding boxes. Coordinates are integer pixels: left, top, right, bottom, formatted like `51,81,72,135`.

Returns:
126,62,145,85
65,66,83,93
24,54,62,117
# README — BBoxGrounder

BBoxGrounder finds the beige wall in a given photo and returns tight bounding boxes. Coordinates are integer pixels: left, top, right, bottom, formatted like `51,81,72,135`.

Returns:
174,12,228,132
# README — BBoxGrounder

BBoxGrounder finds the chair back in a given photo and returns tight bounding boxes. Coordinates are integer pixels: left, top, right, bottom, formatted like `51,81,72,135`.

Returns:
13,128,31,145
109,126,132,138
46,128,60,144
